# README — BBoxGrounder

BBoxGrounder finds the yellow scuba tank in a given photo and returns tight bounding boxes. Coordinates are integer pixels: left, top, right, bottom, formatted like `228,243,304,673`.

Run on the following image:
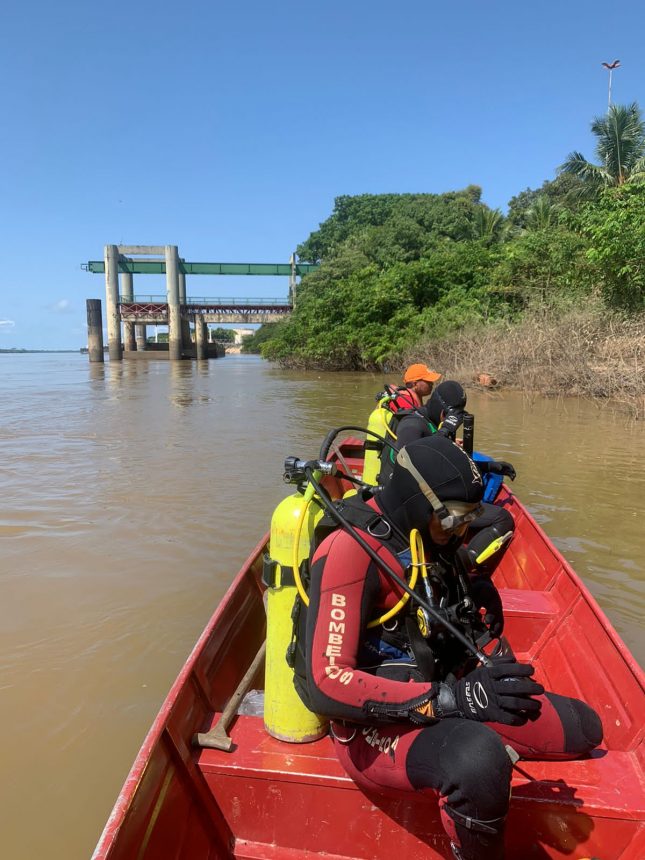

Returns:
263,488,329,742
362,397,393,486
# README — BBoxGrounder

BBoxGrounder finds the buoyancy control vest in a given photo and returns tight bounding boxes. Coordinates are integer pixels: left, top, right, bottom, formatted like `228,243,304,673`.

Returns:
363,386,423,487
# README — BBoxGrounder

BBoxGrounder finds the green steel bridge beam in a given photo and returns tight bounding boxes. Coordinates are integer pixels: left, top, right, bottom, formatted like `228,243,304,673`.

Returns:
82,261,320,276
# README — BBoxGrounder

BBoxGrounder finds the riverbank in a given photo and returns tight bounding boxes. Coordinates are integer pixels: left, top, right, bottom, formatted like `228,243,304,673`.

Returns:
398,308,645,418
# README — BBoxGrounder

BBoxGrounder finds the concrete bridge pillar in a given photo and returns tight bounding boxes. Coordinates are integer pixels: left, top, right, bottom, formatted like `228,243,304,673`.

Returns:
121,269,136,352
194,314,207,360
178,266,191,352
86,299,104,362
104,244,122,361
135,324,147,351
165,245,182,361
289,252,297,307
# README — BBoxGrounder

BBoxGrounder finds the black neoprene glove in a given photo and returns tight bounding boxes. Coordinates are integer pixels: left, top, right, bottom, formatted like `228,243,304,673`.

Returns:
434,656,544,725
482,460,517,481
469,576,504,638
437,409,464,438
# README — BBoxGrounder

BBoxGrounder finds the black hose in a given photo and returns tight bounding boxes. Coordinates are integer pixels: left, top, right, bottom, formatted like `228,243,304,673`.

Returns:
319,425,399,462
305,467,491,666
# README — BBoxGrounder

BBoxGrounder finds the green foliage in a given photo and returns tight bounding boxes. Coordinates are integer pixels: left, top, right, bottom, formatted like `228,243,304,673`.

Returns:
523,196,562,231
579,184,645,310
296,189,487,264
263,241,501,369
262,266,417,369
413,286,495,341
241,324,279,353
490,225,592,309
559,103,645,198
258,105,643,370
506,174,582,230
210,327,235,342
471,206,504,243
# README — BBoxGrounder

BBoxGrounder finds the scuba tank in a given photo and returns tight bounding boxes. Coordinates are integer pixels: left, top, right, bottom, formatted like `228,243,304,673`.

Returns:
363,386,412,486
263,482,329,742
362,397,392,486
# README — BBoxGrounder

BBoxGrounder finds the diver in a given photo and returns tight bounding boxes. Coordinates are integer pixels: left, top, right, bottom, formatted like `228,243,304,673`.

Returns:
363,363,441,485
396,362,442,408
292,435,602,860
377,362,443,411
376,380,517,595
379,380,514,484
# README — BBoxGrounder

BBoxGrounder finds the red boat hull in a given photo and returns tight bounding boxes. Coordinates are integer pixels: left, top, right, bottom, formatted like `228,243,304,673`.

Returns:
93,469,645,859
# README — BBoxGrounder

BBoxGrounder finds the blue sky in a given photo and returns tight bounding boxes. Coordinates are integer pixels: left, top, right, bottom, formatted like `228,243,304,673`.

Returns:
0,0,642,349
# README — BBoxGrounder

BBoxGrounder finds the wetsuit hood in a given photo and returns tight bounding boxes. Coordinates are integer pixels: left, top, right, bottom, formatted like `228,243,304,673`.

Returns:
426,381,467,427
376,434,483,535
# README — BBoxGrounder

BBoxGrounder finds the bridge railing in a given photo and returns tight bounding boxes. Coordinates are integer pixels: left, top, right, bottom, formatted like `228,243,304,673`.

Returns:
118,295,291,305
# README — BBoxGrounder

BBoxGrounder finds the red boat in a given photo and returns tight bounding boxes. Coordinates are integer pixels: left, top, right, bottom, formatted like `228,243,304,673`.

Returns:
92,441,645,860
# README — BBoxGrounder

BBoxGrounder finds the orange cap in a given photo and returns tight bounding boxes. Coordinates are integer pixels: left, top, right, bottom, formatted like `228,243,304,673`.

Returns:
403,363,442,384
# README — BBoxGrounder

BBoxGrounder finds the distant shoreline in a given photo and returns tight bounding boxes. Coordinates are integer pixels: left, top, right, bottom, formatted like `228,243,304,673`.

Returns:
0,349,79,354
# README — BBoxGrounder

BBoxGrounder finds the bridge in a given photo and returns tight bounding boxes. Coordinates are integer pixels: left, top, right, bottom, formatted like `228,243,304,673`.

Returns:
117,297,293,324
83,244,319,362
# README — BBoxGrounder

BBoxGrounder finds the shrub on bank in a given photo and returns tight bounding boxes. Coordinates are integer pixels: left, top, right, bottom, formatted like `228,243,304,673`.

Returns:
399,307,645,417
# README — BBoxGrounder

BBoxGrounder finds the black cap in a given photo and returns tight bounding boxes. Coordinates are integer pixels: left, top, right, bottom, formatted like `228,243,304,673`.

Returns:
378,434,483,534
426,381,467,427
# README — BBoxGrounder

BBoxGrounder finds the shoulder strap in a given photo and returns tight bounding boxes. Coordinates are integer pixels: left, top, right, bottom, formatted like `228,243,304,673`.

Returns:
313,492,386,547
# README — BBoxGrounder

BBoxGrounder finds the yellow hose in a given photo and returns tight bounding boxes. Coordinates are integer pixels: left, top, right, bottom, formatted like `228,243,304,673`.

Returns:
367,528,422,629
411,528,427,578
384,410,398,440
293,488,422,630
292,482,317,606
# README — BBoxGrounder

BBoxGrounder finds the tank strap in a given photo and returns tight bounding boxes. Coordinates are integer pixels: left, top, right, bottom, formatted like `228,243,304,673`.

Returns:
262,553,308,589
364,439,383,452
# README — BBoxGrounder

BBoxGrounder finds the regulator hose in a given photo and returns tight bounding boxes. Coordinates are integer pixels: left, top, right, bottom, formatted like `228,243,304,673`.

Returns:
290,476,419,630
304,467,491,667
319,425,398,463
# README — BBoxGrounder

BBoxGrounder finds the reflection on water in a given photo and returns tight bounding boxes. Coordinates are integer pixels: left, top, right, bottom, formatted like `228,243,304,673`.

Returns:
0,353,643,859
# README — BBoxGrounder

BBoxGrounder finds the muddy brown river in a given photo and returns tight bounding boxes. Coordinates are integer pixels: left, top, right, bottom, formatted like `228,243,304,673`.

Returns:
1,353,643,859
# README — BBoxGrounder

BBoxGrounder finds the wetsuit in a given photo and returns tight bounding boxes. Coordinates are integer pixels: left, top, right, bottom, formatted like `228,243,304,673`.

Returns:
377,407,429,486
298,493,603,860
380,408,516,571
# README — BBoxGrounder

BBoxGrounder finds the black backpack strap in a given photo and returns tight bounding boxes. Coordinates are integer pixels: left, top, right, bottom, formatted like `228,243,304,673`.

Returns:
405,614,437,681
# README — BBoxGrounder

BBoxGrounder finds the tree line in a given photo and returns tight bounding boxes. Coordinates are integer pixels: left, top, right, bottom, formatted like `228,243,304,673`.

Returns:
243,103,645,370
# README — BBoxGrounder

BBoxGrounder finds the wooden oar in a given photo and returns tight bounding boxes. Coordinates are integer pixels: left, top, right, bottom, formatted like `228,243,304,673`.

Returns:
193,640,266,752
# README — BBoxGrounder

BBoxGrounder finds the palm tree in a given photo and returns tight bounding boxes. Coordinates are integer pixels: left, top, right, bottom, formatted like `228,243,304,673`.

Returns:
525,196,561,230
471,206,504,242
559,102,645,197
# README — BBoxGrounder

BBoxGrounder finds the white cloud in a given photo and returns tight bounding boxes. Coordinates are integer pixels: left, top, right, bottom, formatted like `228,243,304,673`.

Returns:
47,299,74,314
51,299,72,313
0,319,16,332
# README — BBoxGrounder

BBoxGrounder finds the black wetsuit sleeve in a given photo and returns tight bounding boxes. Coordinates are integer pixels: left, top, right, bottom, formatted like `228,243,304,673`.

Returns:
395,415,431,450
